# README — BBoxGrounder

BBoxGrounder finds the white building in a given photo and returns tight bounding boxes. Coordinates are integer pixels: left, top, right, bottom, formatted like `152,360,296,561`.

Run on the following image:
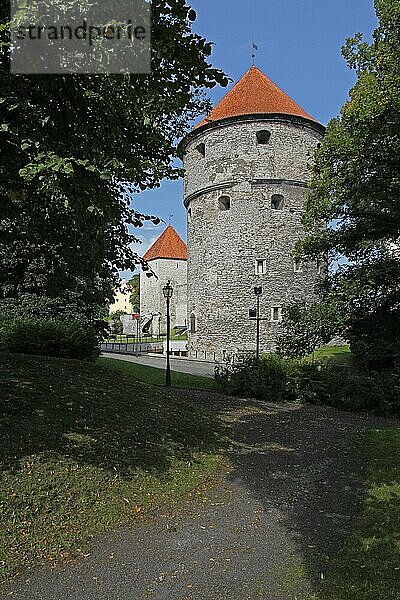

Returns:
108,279,133,315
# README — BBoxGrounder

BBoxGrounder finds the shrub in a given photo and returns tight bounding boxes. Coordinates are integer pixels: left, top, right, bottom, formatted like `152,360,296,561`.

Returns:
108,311,126,335
215,354,300,402
0,294,99,323
347,308,400,371
277,300,344,358
215,353,400,416
0,317,101,360
303,365,400,416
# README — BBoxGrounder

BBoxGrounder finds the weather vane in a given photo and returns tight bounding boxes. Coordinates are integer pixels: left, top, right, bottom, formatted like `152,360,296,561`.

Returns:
168,213,174,225
251,35,258,66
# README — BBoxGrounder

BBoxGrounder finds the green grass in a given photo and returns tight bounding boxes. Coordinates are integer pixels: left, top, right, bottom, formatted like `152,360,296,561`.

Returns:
318,428,400,599
0,353,226,583
307,345,352,366
98,356,216,391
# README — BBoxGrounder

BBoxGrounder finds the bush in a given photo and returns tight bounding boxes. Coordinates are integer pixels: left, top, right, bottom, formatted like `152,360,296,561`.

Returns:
215,353,400,416
215,354,300,402
0,318,101,360
107,311,126,335
303,364,400,416
347,309,400,371
277,300,344,358
0,294,99,323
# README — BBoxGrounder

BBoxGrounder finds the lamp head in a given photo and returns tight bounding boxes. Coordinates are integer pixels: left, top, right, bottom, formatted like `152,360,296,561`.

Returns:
162,280,173,299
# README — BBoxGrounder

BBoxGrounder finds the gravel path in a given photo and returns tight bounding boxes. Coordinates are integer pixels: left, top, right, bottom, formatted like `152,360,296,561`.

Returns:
1,391,394,600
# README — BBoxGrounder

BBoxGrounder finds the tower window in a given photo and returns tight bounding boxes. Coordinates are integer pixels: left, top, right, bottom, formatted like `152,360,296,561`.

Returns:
316,257,324,275
294,259,302,273
271,194,284,210
255,259,266,275
271,307,282,322
218,195,231,211
190,313,196,333
256,130,271,145
196,142,206,157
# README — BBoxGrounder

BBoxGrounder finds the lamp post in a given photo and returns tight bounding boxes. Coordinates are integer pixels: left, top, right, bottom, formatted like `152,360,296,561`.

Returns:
254,286,263,359
162,281,173,387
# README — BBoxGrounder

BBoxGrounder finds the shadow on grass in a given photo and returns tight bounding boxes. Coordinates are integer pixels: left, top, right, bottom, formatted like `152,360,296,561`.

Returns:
0,353,225,478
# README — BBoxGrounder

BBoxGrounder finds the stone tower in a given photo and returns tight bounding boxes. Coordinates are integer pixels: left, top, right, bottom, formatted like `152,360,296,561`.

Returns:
179,66,325,360
140,225,188,336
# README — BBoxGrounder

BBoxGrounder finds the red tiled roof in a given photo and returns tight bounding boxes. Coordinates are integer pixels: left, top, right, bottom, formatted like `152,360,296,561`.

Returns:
143,226,188,261
196,66,316,128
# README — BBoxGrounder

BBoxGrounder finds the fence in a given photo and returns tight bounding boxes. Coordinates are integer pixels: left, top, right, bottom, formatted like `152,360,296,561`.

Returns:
100,335,164,355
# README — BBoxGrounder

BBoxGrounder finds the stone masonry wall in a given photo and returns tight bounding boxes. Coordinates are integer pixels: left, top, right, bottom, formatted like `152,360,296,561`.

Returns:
183,116,324,361
140,258,187,336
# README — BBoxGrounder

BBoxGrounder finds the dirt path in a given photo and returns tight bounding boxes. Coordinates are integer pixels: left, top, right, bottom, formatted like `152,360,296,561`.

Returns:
1,392,393,600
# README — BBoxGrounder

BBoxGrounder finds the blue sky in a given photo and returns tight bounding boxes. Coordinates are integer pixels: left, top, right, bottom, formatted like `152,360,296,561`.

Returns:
122,0,377,279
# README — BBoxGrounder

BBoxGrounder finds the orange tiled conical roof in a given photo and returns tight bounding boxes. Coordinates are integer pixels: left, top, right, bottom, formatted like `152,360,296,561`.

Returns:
143,226,188,262
196,66,316,128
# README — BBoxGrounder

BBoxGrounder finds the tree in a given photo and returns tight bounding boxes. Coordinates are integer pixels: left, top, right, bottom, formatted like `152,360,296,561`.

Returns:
277,301,343,359
128,274,140,312
296,0,400,368
0,1,228,314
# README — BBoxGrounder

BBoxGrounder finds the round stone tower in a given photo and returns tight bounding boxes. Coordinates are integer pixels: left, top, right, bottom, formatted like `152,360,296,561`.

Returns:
179,66,325,361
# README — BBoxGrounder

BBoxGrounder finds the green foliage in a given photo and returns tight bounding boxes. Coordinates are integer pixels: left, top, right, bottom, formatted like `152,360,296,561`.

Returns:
0,317,101,360
215,354,300,402
347,307,400,370
297,0,400,369
297,363,400,416
0,293,101,323
278,300,344,358
0,293,105,359
108,310,126,335
216,352,400,416
0,1,228,312
128,274,140,312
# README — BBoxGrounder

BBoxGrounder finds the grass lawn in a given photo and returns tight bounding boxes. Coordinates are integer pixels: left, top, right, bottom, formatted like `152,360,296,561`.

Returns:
98,356,216,391
319,427,400,600
0,352,227,583
307,345,352,366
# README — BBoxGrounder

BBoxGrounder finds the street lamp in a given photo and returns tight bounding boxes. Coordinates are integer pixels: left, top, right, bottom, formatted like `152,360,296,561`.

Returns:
254,286,263,359
162,281,173,387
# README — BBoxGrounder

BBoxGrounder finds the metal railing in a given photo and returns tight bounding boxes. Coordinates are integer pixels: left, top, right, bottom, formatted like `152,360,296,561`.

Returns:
100,335,164,355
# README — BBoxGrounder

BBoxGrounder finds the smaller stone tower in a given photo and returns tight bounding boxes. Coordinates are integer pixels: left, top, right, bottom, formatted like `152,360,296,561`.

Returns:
140,226,188,336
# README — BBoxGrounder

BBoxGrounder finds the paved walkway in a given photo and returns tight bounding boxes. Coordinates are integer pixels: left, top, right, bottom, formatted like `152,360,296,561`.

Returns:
101,352,216,378
1,391,392,600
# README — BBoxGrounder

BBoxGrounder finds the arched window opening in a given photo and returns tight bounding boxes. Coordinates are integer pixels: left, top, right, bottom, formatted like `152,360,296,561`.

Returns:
196,142,206,157
218,195,231,211
271,194,284,210
256,130,271,145
190,313,196,333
